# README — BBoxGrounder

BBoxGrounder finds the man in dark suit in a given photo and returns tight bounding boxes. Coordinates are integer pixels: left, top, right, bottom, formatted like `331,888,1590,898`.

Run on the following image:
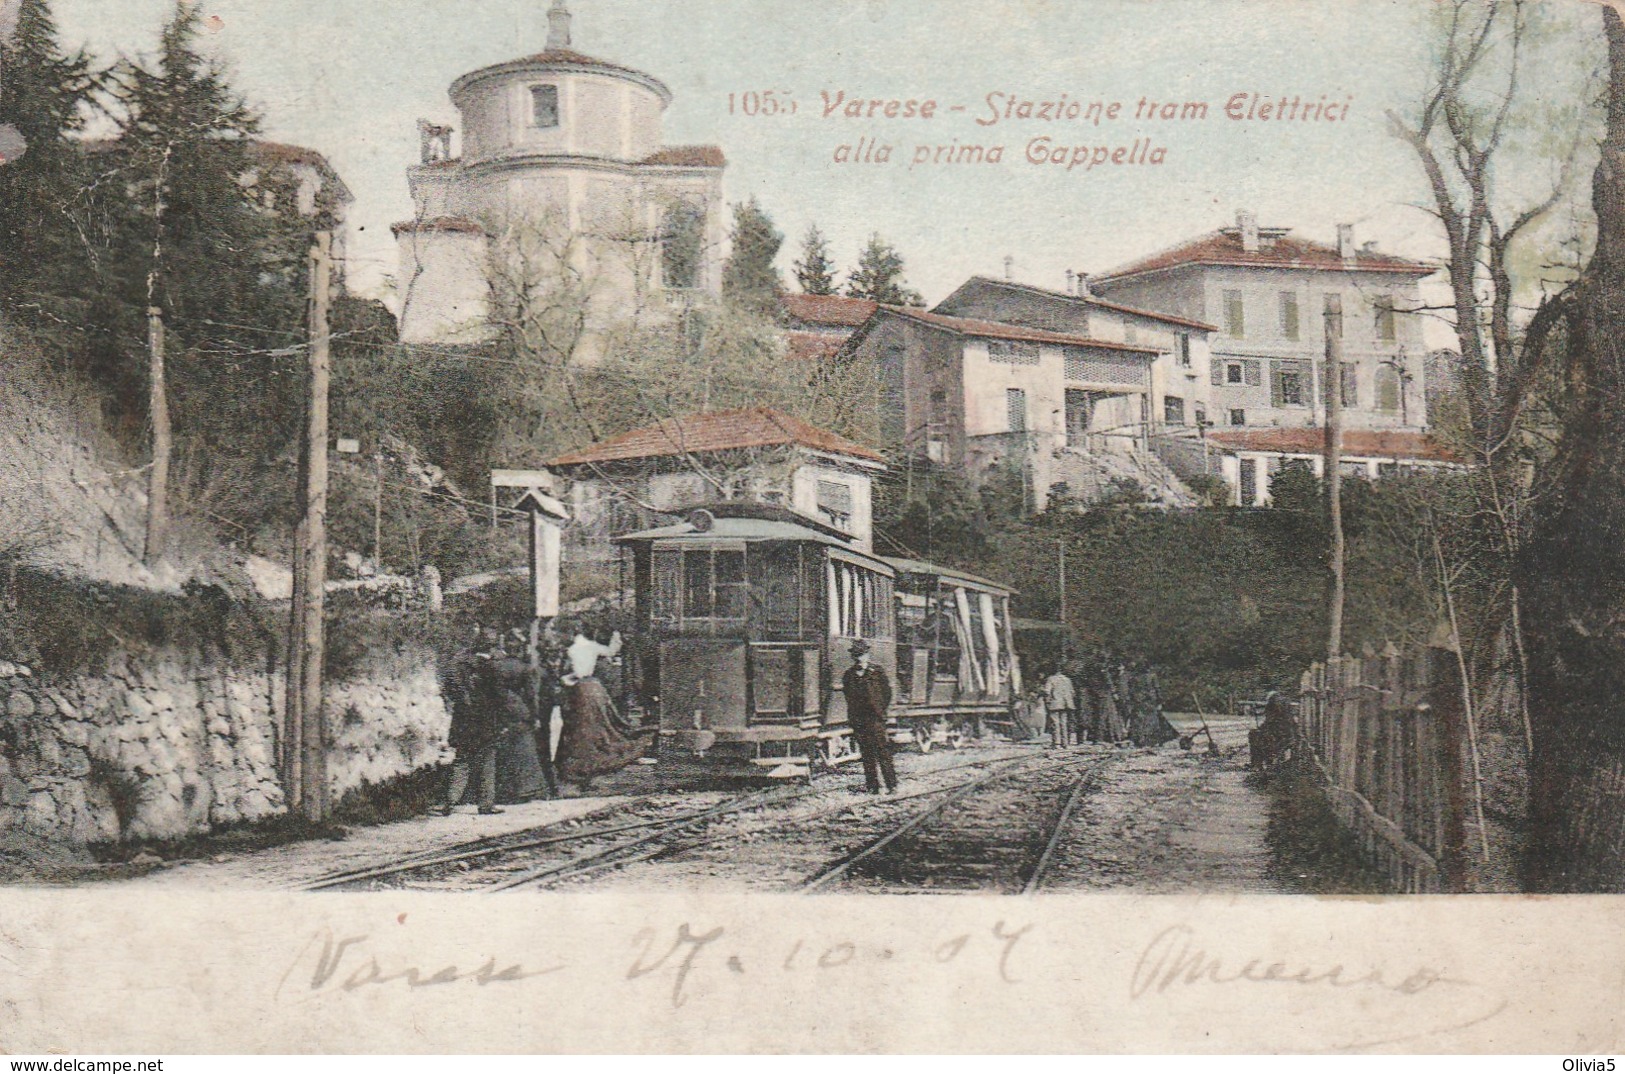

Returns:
842,639,897,795
434,626,504,816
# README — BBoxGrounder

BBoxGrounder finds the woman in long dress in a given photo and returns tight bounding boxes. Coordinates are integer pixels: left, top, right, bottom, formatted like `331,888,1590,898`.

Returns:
554,627,646,793
491,629,556,803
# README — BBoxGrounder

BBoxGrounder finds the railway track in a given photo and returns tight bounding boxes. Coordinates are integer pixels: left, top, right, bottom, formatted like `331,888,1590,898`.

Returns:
801,754,1110,894
302,752,1051,893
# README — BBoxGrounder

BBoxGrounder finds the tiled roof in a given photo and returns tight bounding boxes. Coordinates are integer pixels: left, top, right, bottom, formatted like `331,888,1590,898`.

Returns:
1207,428,1465,464
881,306,1162,355
786,331,847,363
782,293,879,328
390,216,486,236
942,276,1217,332
1098,229,1436,282
641,145,726,168
550,406,885,466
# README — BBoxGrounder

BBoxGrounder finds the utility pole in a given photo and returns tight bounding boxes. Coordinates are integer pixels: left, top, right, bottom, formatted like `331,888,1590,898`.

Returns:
144,306,170,564
373,450,384,568
1057,535,1067,624
288,232,334,822
1324,293,1345,661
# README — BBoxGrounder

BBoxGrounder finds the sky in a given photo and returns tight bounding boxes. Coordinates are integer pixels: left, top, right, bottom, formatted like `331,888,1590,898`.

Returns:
50,0,1606,346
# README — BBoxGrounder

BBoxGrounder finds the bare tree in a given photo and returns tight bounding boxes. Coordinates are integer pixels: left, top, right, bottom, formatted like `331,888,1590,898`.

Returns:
1388,0,1604,814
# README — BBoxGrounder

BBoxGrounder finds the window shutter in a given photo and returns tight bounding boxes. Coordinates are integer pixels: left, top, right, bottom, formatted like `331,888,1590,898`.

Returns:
1270,369,1285,408
1243,360,1262,387
1210,359,1223,386
1342,364,1359,407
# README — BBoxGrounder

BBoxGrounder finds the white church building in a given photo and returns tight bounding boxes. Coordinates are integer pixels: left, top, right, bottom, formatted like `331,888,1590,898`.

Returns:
393,1,728,347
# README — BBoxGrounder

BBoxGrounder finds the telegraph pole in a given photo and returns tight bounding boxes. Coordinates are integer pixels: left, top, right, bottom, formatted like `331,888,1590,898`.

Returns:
288,232,334,821
1057,535,1067,624
1324,293,1345,661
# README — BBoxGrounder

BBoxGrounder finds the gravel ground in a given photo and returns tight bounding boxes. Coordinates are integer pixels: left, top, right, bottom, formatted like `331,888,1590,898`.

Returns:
103,720,1357,894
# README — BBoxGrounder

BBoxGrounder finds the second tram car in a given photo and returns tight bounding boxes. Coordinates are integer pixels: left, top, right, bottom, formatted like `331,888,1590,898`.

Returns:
616,502,1020,776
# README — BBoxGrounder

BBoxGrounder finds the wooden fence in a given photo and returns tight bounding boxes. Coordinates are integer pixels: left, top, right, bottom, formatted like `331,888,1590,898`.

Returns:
1295,642,1474,893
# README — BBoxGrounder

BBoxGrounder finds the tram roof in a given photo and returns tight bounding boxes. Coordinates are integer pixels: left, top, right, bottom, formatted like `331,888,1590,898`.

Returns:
615,516,895,573
880,556,1016,597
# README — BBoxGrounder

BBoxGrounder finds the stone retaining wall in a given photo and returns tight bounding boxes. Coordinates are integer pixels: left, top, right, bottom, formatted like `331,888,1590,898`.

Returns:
0,646,450,846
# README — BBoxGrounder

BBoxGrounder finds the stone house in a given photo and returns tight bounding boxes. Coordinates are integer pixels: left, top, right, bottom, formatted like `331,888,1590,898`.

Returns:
840,305,1192,511
547,406,886,568
932,275,1218,436
394,1,727,348
1093,211,1435,433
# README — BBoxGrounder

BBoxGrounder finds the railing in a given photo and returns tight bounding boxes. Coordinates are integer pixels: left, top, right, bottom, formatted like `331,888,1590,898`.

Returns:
1294,642,1473,893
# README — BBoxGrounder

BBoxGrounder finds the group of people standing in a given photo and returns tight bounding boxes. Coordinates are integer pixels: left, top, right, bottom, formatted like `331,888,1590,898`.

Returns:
1038,658,1179,749
434,621,647,816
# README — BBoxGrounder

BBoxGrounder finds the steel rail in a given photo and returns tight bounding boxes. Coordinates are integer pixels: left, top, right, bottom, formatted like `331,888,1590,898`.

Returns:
1021,761,1107,895
486,788,799,892
799,753,1103,893
300,791,781,892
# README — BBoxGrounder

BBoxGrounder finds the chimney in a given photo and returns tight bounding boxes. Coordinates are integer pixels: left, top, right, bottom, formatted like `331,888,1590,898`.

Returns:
1237,210,1259,253
1004,255,1014,280
1338,223,1355,260
1065,269,1075,294
1075,271,1091,297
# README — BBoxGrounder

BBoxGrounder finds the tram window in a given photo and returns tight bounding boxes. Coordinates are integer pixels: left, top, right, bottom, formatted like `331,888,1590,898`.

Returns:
683,553,713,618
674,549,750,625
715,550,748,619
754,548,802,638
651,551,681,623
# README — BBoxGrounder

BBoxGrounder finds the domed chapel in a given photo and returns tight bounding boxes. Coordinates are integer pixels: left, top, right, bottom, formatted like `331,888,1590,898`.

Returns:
393,1,727,347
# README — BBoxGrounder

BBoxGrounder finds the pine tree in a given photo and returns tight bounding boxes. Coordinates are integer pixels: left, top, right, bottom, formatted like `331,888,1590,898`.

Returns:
846,233,923,306
0,0,94,315
91,0,312,526
793,223,836,295
720,196,783,316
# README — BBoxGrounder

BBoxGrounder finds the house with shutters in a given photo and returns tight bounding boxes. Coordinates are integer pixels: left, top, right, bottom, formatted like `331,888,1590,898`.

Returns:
1093,211,1435,433
546,407,886,569
839,305,1196,510
932,275,1218,435
1090,210,1441,504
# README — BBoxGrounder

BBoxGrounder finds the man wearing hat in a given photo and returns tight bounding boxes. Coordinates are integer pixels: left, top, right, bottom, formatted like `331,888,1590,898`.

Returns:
841,639,897,794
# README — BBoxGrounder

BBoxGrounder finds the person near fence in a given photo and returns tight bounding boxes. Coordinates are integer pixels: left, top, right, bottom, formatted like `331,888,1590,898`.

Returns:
1043,667,1077,748
555,624,646,794
843,639,898,794
1249,688,1297,774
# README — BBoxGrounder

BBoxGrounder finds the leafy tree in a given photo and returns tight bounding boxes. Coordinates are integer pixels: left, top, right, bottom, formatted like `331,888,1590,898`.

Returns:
793,223,837,296
720,196,782,316
85,0,314,538
846,233,923,306
0,0,95,319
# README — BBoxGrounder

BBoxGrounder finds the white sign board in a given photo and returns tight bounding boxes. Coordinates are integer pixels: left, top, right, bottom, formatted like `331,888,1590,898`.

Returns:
491,468,559,491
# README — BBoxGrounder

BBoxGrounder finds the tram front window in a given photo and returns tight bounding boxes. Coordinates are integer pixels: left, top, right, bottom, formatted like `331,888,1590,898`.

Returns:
680,549,748,626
